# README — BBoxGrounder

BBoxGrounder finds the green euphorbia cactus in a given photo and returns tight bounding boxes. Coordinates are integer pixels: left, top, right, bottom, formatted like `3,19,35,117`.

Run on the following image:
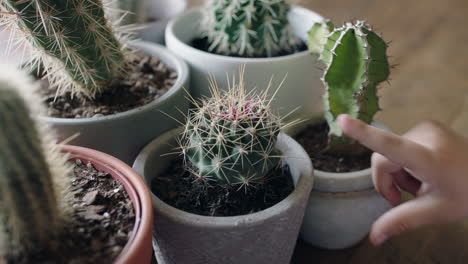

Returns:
0,67,71,258
201,0,300,57
181,78,284,186
0,0,130,98
309,21,390,151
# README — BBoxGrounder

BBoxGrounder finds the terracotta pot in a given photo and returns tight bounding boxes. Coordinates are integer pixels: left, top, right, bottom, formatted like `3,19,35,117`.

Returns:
133,127,314,264
62,145,153,264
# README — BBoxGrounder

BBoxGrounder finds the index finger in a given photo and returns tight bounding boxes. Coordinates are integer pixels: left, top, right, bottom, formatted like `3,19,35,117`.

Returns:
337,115,433,172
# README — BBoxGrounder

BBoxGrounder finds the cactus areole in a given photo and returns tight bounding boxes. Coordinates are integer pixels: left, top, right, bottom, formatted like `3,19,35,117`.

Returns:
181,81,283,186
201,0,301,57
308,21,390,152
1,0,127,98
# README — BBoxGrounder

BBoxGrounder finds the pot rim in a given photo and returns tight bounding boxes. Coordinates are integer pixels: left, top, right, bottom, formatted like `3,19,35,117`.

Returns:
62,145,153,264
39,40,189,124
165,6,324,63
133,127,314,229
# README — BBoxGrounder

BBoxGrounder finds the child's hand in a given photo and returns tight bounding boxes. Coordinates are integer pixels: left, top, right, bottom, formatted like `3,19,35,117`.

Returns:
337,114,468,246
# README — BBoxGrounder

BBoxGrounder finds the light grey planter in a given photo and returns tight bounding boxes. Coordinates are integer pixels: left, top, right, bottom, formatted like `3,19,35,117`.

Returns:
39,41,190,165
132,127,314,264
134,0,188,44
286,117,392,249
165,6,325,121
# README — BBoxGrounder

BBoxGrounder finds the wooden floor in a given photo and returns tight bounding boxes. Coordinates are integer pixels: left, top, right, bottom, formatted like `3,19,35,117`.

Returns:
189,0,468,263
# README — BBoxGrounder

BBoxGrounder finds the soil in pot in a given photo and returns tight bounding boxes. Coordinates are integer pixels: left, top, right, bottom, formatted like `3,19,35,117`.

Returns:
151,157,295,217
191,37,307,58
7,160,135,264
295,122,372,173
40,51,178,118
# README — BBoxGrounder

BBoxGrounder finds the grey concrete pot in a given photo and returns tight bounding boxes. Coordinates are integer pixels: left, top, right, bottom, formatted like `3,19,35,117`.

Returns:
133,0,188,45
132,127,314,264
39,41,190,165
165,6,325,120
286,117,392,249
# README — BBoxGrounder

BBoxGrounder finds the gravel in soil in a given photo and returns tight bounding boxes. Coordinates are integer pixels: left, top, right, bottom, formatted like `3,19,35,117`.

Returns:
295,122,372,173
191,37,307,58
151,157,295,217
41,51,178,119
7,160,135,264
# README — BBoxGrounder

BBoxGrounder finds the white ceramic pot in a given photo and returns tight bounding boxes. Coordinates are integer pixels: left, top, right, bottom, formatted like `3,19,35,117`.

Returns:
133,127,314,264
39,41,190,165
165,6,325,120
286,117,392,249
134,0,188,44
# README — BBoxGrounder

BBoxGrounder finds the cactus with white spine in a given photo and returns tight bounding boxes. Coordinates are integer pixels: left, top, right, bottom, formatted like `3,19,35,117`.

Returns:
0,68,71,258
0,0,129,98
202,0,300,57
308,21,390,151
107,0,147,25
181,77,283,186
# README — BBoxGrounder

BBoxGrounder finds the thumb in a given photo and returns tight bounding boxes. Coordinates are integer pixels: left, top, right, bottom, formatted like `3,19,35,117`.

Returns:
370,196,448,246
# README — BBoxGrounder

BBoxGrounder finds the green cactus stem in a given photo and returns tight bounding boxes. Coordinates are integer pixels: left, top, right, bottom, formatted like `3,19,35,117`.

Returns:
309,21,390,151
201,0,300,57
0,0,128,98
0,68,70,257
181,78,283,186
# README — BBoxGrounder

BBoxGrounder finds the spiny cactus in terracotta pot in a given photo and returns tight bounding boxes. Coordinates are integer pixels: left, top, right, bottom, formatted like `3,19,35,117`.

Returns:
201,0,301,57
309,20,390,153
182,80,283,186
0,68,71,260
0,67,153,263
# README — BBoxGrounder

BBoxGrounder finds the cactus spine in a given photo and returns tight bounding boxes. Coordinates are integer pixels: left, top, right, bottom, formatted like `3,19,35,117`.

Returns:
202,0,300,57
0,67,71,257
309,21,390,150
107,0,147,25
181,75,283,186
0,0,128,98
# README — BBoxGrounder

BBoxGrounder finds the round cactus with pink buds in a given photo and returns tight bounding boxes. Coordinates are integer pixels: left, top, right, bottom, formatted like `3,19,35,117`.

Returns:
181,78,283,186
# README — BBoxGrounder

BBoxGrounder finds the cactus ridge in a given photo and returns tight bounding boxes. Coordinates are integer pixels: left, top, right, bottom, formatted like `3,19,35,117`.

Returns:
0,67,71,257
309,21,390,149
181,75,284,186
0,0,130,98
202,0,300,57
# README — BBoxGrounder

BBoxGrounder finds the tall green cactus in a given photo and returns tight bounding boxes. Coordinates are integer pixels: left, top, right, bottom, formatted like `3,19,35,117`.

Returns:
0,0,128,98
308,21,390,151
0,68,70,257
181,79,283,185
202,0,300,57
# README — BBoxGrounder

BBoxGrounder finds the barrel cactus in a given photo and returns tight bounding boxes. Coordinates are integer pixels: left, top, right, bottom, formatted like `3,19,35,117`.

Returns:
0,0,129,98
201,0,300,57
0,67,71,258
181,79,283,186
308,21,390,151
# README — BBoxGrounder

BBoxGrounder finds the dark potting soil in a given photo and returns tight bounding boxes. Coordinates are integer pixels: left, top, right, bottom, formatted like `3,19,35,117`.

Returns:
40,51,178,119
7,160,135,264
295,122,372,173
151,157,295,217
191,37,308,58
